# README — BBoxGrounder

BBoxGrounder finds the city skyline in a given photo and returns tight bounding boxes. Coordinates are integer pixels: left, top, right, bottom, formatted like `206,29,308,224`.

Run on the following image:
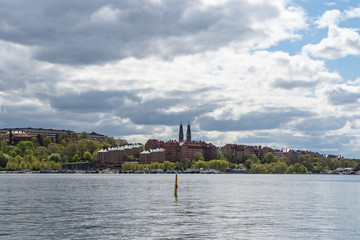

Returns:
0,1,360,157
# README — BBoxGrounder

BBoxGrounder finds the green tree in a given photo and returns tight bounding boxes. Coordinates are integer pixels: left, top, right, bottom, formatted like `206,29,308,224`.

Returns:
0,153,9,169
163,161,175,170
194,160,208,169
245,159,253,170
17,141,34,156
248,164,267,174
208,160,228,172
264,152,277,164
217,150,225,160
299,154,312,163
79,132,89,139
48,143,65,155
82,151,92,161
194,152,203,161
279,156,290,166
35,146,49,160
64,142,79,160
42,137,52,147
72,154,80,162
303,161,314,172
49,153,61,162
287,163,307,174
273,162,288,174
9,146,22,157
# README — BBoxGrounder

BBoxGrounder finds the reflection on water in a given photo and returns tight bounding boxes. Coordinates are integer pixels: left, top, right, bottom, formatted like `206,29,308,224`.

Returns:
0,174,359,239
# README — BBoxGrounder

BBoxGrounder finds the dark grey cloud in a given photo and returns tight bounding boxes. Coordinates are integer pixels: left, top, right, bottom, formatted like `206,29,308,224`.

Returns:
198,108,314,131
45,89,218,126
272,78,320,89
294,117,346,131
0,0,284,64
48,90,140,113
327,87,360,105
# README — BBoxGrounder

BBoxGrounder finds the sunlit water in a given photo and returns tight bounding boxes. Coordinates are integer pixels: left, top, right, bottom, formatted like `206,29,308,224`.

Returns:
0,174,359,239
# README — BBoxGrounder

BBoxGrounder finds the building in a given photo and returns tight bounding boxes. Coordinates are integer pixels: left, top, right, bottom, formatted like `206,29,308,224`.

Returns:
186,121,191,142
0,128,76,143
144,122,216,162
3,130,32,144
139,148,166,164
97,144,142,169
180,141,217,161
221,144,262,163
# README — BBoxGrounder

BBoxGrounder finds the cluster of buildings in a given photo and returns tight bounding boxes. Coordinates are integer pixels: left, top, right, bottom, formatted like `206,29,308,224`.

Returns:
141,122,217,164
1,126,345,170
96,122,218,167
0,128,105,143
96,144,143,168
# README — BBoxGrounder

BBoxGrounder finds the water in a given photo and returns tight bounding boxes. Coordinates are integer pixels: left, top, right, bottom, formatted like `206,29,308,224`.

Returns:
0,174,359,239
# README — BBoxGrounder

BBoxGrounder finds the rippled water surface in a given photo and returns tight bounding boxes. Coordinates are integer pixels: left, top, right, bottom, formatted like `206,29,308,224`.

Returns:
0,174,359,239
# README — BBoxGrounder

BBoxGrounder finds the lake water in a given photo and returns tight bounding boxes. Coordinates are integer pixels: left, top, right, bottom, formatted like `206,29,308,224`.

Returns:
0,174,359,239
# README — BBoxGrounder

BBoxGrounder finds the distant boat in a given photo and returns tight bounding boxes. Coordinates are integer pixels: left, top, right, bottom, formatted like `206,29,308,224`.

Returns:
226,168,246,174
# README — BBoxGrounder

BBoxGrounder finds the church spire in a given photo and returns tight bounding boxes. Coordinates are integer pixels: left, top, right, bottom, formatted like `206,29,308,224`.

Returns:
179,121,184,142
186,121,191,142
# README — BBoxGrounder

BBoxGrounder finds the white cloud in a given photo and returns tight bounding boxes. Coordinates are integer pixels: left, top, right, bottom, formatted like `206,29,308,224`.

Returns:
91,6,121,23
315,9,342,28
303,26,360,59
344,7,360,19
324,2,336,6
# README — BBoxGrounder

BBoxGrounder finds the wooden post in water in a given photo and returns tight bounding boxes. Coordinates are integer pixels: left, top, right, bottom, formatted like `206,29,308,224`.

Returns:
174,174,178,198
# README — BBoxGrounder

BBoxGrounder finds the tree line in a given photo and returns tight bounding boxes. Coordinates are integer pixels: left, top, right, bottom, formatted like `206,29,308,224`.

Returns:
1,133,359,173
0,133,117,171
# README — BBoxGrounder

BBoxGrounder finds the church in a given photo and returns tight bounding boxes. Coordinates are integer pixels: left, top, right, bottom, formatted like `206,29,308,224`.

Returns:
144,121,217,163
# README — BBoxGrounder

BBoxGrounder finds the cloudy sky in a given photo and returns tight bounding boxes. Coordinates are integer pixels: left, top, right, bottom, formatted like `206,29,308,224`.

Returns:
0,0,360,157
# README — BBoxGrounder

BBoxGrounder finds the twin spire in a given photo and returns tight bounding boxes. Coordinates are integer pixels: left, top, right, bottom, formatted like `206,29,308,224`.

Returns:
179,121,191,142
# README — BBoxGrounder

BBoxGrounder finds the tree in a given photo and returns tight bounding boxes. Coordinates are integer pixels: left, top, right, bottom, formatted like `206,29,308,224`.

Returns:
194,152,203,161
35,146,49,160
273,162,288,174
193,160,208,169
248,164,267,174
163,161,175,170
72,154,80,162
49,153,61,162
279,156,290,166
82,151,92,161
48,143,65,155
217,150,225,160
299,154,312,163
64,142,78,160
264,152,277,164
287,163,307,174
79,132,89,139
17,141,34,156
42,137,52,147
245,159,253,170
208,160,228,172
0,153,9,168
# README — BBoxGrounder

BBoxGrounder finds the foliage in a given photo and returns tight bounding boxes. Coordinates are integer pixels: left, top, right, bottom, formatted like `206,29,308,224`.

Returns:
82,151,93,161
42,137,52,147
49,153,61,162
0,153,9,168
194,152,203,161
264,152,278,164
72,154,80,162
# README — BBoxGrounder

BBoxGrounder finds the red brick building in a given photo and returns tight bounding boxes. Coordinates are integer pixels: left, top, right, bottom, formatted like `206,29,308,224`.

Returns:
139,148,166,164
97,144,142,169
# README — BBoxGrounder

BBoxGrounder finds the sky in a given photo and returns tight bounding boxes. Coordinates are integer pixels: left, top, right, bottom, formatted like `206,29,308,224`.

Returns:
0,0,360,157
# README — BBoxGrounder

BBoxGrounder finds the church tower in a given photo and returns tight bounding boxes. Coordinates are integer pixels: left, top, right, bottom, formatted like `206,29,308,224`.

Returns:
186,121,191,142
179,122,184,142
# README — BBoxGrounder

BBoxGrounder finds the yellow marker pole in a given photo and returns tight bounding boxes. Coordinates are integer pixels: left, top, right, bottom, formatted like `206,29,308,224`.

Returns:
174,173,178,198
